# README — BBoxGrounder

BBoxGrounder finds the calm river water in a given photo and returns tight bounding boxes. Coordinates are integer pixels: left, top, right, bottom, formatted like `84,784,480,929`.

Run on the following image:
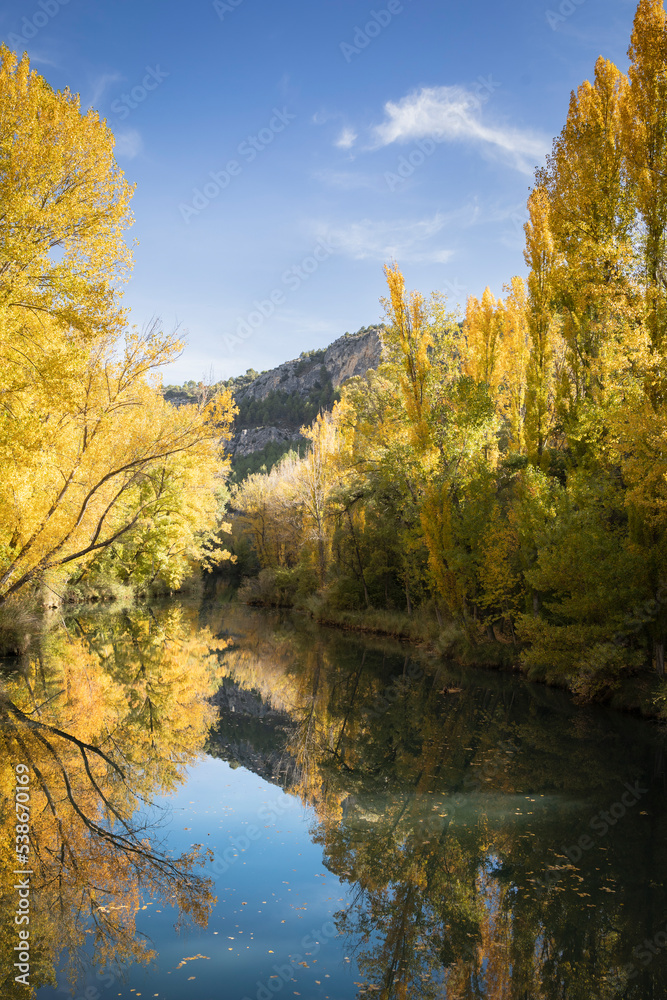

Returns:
1,599,666,1000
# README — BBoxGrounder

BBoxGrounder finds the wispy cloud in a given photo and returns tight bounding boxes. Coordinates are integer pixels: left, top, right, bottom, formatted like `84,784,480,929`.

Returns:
335,126,357,150
113,129,143,159
24,52,60,69
314,212,457,264
368,86,548,174
87,72,123,110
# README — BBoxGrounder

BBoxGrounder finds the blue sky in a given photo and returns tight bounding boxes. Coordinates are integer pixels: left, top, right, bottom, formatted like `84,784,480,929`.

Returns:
2,0,638,382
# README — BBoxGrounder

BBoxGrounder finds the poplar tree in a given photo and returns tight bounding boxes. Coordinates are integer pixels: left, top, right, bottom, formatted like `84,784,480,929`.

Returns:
624,0,667,356
523,188,561,463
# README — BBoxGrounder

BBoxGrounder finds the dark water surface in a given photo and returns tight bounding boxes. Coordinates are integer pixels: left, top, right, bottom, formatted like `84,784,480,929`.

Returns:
2,600,667,999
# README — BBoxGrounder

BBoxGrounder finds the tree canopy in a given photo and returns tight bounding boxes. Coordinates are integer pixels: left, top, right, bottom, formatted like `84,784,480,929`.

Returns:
230,0,667,708
0,46,236,606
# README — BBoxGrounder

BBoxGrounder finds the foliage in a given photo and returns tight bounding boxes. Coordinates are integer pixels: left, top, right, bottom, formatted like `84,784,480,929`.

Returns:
0,47,236,610
0,603,224,995
229,0,667,705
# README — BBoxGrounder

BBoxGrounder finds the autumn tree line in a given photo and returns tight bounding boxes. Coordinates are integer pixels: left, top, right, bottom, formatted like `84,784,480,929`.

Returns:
232,0,667,703
0,45,235,629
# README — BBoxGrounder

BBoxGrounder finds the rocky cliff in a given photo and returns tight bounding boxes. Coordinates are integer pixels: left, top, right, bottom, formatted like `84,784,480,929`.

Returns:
164,326,384,471
227,326,383,468
231,425,303,459
233,327,382,405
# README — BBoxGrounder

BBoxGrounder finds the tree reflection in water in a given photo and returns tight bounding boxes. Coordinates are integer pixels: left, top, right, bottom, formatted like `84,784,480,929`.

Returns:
211,606,667,1000
3,600,666,1000
0,604,224,996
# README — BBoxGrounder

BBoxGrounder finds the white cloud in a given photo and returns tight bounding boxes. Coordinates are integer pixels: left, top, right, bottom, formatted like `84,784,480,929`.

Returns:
88,72,123,110
113,129,143,159
314,213,456,264
335,127,358,150
24,52,60,69
370,86,548,174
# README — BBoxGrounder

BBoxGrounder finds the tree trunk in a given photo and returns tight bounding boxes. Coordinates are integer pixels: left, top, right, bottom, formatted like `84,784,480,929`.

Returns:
656,640,665,678
346,508,370,608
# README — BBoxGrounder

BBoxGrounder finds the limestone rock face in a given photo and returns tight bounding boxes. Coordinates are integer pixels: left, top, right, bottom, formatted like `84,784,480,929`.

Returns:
207,679,297,789
234,327,383,405
230,425,303,459
227,327,383,457
323,328,383,388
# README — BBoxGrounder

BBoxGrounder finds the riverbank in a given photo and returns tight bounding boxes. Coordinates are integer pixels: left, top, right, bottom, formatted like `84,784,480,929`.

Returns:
3,578,664,724
236,591,667,723
0,575,206,657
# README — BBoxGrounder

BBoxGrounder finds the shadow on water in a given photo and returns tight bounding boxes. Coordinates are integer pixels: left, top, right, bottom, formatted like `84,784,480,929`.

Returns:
1,598,666,999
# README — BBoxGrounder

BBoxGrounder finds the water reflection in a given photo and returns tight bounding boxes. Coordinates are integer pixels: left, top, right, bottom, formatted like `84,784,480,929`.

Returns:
208,605,667,1000
0,605,224,996
2,600,666,999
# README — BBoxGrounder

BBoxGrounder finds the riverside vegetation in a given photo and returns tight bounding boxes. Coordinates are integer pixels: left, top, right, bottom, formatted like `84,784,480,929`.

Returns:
0,44,236,646
224,0,667,715
5,1,667,718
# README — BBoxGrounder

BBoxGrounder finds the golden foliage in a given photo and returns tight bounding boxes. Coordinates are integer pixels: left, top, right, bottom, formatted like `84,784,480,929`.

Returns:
0,604,226,993
0,49,236,600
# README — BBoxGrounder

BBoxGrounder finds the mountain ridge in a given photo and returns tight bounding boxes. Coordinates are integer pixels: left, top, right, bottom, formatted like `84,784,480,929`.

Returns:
164,325,384,477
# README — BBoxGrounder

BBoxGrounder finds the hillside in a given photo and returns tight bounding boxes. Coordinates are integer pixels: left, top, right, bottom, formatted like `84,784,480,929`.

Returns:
164,325,384,478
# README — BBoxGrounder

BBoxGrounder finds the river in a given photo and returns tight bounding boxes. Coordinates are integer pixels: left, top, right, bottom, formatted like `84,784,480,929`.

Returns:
1,599,666,1000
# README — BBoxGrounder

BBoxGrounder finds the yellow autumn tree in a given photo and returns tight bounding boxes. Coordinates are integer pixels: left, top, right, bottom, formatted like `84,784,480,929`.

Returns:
0,48,236,603
536,56,636,455
0,321,236,601
497,277,530,454
0,45,133,336
382,261,433,449
623,0,667,356
293,411,341,583
462,286,503,392
523,187,563,463
234,453,304,571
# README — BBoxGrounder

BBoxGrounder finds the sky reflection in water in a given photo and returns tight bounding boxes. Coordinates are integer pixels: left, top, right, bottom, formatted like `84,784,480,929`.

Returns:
1,601,664,1000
